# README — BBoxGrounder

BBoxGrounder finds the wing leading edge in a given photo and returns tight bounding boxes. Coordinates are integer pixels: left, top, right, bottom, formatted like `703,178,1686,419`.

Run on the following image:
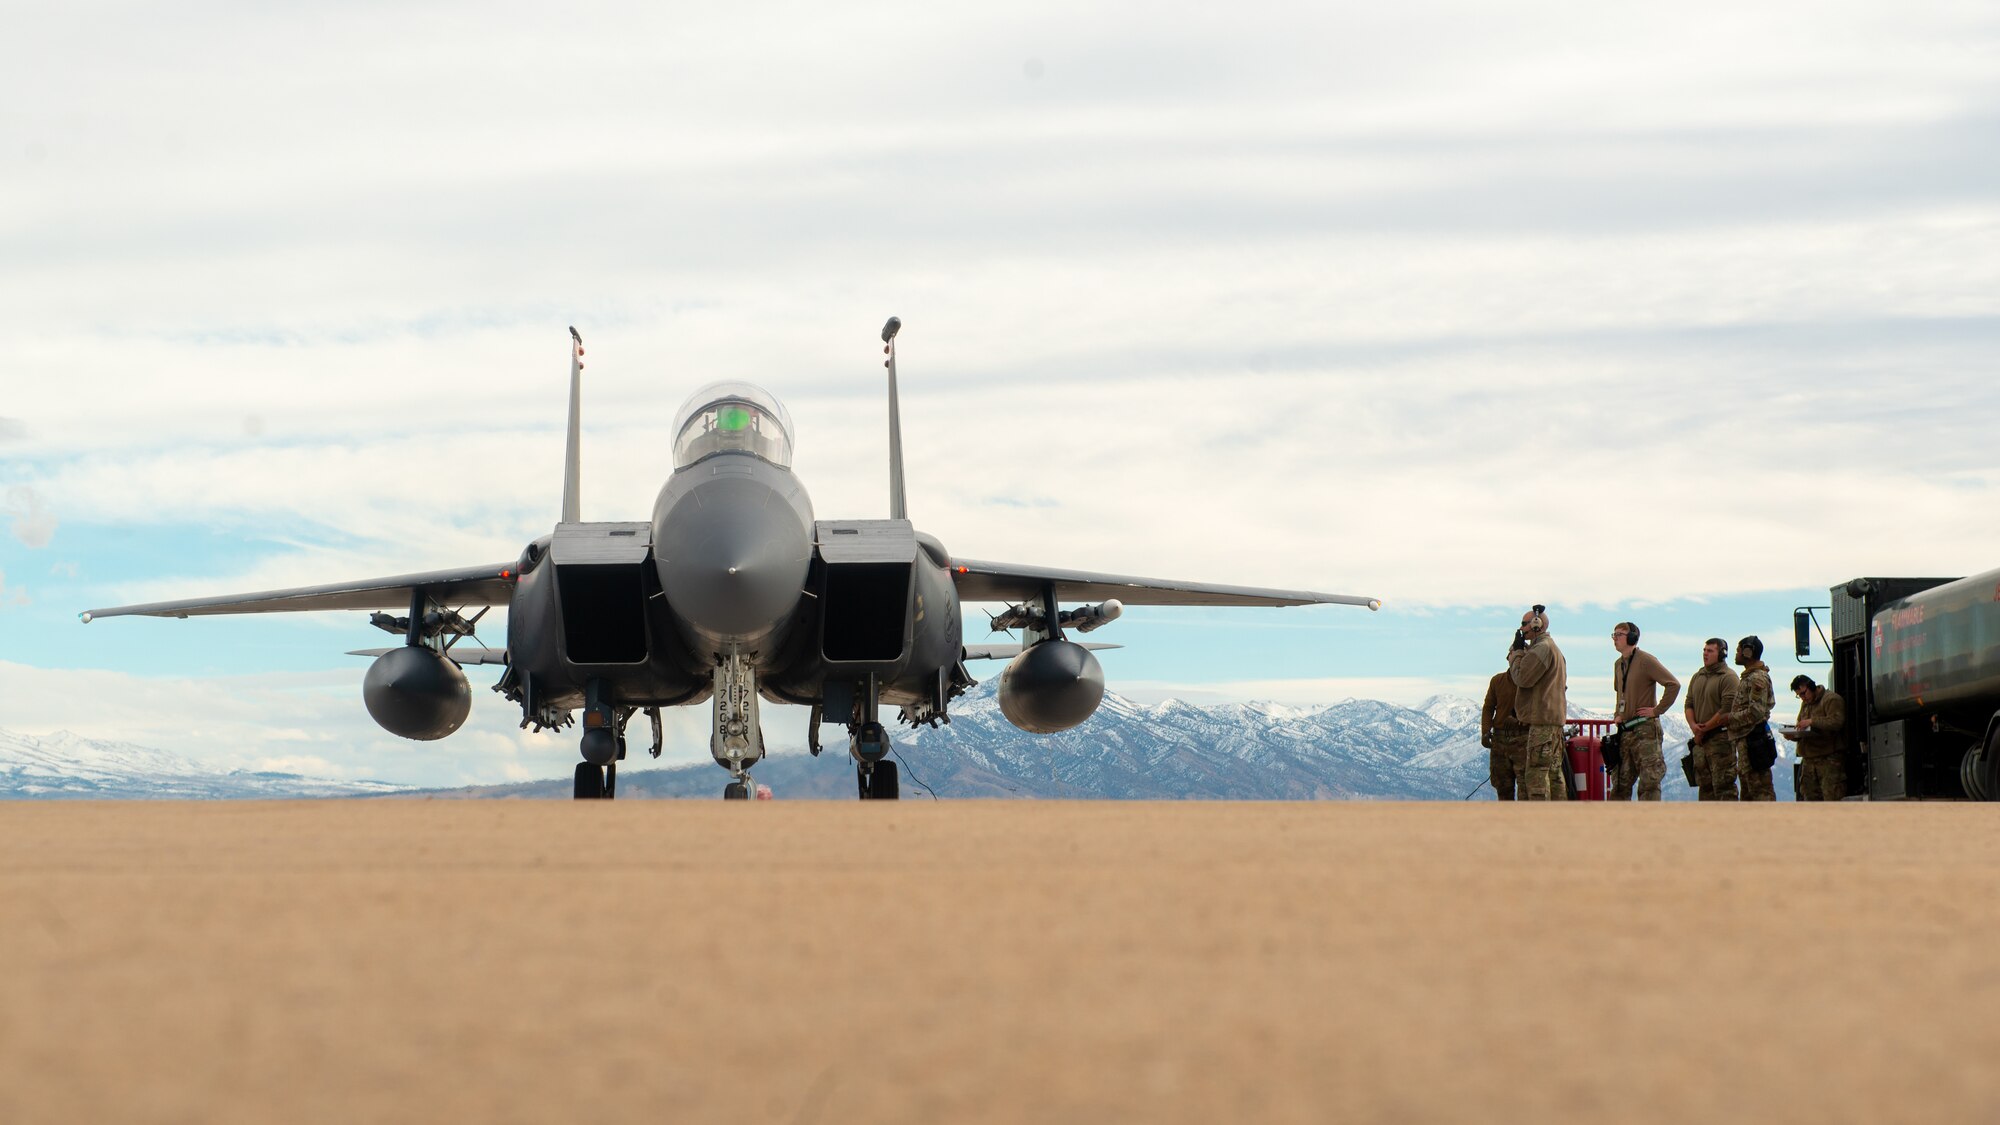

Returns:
948,558,1380,610
79,562,518,621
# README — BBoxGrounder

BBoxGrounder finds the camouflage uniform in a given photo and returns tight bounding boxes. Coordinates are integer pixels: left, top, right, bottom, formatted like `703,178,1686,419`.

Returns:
1507,632,1568,802
1611,720,1665,800
1482,671,1529,800
1727,660,1777,802
1794,688,1848,802
1609,647,1678,802
1685,661,1741,800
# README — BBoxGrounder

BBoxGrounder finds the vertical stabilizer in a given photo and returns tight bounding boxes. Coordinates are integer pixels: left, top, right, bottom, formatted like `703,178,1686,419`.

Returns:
562,327,584,523
882,316,907,520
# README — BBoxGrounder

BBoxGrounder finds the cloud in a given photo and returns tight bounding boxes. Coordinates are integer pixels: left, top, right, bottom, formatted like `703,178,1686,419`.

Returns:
4,486,57,548
4,0,1997,752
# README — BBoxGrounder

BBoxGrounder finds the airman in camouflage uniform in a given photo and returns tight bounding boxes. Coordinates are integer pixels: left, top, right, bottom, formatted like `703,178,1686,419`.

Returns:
1786,675,1848,802
1726,635,1777,802
1609,621,1681,801
1506,606,1568,801
1683,637,1740,800
1482,667,1529,800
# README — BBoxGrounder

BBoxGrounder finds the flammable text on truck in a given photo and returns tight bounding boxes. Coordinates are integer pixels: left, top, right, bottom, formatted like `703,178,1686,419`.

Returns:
1805,570,2000,800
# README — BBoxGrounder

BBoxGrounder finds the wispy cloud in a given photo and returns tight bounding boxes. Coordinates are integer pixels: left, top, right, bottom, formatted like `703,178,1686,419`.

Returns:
4,0,1995,759
3,486,57,548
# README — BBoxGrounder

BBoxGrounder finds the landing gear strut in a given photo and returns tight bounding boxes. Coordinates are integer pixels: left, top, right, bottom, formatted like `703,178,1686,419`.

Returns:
849,680,900,800
573,679,625,800
711,654,767,800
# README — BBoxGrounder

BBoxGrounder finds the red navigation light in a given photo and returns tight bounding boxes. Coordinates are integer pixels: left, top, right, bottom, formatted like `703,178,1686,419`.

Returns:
500,569,513,580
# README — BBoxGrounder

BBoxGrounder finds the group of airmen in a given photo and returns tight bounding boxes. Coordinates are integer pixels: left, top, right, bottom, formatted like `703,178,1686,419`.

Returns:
1478,606,1849,801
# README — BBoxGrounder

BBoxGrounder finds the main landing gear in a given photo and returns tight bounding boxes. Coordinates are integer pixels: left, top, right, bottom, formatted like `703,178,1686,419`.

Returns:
572,682,650,801
857,758,899,800
851,716,899,801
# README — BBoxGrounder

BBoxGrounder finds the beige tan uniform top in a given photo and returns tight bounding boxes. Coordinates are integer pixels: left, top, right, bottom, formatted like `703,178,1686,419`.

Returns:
1506,634,1567,725
1684,662,1741,741
1795,689,1847,760
1482,671,1527,744
1612,648,1681,724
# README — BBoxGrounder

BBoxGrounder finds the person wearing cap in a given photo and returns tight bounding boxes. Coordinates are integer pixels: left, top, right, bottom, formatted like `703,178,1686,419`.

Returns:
1506,605,1569,801
1483,648,1531,799
1683,638,1741,800
1726,636,1778,801
1785,674,1848,801
1608,621,1681,800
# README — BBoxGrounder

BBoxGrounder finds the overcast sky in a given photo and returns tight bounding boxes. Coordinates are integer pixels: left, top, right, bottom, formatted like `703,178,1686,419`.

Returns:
3,1,1996,785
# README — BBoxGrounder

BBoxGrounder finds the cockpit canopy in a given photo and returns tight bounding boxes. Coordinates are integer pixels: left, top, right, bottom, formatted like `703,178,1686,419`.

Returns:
670,381,795,469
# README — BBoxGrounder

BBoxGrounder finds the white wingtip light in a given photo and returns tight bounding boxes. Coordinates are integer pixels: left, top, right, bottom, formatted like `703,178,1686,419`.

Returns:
79,612,93,624
1368,599,1382,612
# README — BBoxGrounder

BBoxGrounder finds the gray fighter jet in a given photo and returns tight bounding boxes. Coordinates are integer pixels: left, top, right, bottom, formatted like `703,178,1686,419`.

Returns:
82,320,1379,799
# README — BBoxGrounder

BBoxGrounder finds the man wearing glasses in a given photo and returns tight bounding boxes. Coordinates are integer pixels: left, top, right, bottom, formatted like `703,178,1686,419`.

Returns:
1609,622,1681,800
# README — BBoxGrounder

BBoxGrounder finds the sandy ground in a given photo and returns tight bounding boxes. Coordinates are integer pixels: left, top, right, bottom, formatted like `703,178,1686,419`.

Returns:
2,801,1996,1124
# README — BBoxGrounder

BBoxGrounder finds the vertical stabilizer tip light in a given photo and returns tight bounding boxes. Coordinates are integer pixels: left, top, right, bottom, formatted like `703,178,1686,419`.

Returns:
882,316,901,343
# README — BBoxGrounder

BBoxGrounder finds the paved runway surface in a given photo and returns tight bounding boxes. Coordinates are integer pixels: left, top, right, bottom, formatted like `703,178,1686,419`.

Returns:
3,801,1996,1123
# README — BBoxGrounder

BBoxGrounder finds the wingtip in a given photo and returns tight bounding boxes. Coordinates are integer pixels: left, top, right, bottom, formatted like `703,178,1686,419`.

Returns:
78,611,93,624
1368,599,1382,612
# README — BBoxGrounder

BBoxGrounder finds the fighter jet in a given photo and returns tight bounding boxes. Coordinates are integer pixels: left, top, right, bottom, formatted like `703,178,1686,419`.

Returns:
82,320,1380,799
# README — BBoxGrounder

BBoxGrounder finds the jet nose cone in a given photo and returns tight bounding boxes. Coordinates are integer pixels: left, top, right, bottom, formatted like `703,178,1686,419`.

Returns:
654,472,812,644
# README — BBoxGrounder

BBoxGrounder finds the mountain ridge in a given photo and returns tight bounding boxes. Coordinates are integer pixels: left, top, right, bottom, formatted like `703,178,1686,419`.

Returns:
2,681,1788,800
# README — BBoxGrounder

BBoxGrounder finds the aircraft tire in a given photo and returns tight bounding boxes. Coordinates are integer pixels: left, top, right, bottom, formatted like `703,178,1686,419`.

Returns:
723,782,749,800
574,762,604,800
872,760,900,801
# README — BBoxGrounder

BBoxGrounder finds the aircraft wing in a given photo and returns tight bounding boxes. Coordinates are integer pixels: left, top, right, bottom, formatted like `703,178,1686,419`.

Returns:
80,562,518,621
347,646,510,666
949,558,1381,610
963,642,1122,661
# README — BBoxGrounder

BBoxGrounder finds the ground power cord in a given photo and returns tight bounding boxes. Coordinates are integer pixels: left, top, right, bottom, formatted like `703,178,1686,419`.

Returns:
891,745,938,801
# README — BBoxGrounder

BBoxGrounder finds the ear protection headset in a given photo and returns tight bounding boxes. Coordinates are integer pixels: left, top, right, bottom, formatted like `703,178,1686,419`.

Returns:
1624,622,1640,645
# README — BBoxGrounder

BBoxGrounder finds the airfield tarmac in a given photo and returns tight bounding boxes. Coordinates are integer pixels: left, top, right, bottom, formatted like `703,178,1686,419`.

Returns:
2,801,1996,1124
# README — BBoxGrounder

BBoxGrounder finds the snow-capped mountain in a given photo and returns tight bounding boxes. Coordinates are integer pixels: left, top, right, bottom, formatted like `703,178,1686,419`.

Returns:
6,684,1788,800
416,682,1505,800
0,729,409,799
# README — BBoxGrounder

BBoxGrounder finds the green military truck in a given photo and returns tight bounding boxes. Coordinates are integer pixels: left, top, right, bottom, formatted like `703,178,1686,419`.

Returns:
1809,571,2000,800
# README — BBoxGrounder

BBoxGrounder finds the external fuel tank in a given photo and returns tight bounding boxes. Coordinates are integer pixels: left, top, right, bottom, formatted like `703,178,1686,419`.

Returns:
1869,564,2000,719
